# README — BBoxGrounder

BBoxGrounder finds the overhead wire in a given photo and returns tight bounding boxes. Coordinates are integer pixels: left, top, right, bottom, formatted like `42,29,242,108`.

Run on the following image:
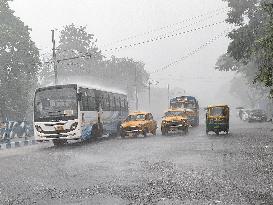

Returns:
149,29,232,75
102,20,226,52
101,7,228,48
44,20,226,64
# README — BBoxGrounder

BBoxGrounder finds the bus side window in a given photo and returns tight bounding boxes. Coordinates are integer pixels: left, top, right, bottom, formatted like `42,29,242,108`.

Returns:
103,94,107,111
106,94,110,111
112,96,117,111
81,93,88,111
100,95,105,110
87,96,96,111
120,98,125,111
123,99,128,111
118,97,122,111
115,95,119,111
110,94,115,111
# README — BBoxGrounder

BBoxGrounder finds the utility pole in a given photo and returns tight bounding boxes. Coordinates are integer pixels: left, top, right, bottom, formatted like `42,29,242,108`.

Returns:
135,66,138,111
167,84,170,108
51,30,58,85
148,81,152,109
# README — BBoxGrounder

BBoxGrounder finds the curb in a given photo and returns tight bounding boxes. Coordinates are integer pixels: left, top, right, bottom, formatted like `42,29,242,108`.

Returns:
0,139,38,150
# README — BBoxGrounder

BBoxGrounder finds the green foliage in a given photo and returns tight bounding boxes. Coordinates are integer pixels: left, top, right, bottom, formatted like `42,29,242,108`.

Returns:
215,53,242,71
216,0,273,101
0,0,40,120
56,24,103,78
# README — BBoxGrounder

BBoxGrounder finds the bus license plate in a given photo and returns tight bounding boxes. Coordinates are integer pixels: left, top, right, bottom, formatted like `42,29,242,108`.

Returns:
55,126,64,131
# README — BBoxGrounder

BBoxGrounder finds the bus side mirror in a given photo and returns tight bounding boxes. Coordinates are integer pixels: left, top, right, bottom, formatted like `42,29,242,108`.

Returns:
77,93,82,101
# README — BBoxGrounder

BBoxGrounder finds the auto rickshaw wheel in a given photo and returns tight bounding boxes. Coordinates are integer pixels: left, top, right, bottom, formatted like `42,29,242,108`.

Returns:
152,129,157,136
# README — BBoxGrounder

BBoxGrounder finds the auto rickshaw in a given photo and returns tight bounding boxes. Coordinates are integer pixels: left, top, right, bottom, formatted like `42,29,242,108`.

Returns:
206,105,229,135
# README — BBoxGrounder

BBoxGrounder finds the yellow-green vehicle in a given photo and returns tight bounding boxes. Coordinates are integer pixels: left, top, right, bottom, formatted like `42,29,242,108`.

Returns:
206,105,229,135
161,109,189,136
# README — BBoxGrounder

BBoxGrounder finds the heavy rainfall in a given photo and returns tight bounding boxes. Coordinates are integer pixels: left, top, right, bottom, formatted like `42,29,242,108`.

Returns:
0,0,273,204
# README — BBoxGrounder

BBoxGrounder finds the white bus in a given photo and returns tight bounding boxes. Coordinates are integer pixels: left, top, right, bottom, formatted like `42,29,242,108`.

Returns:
34,84,128,145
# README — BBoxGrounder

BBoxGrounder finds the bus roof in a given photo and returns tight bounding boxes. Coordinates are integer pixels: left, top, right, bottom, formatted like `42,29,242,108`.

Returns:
36,83,127,95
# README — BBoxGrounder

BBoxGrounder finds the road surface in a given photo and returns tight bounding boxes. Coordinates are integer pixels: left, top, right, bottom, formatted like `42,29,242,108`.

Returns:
0,119,273,204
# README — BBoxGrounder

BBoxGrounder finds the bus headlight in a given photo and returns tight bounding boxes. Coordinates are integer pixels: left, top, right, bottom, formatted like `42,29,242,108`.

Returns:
70,122,78,130
35,125,43,133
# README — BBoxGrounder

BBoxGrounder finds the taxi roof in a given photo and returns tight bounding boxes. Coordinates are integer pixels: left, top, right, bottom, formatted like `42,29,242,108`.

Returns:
207,104,229,108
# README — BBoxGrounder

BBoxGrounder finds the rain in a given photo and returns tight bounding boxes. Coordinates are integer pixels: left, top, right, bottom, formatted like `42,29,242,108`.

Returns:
0,0,273,204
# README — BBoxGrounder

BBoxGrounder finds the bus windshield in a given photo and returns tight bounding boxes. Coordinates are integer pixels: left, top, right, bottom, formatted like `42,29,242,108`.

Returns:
34,86,78,121
170,102,196,109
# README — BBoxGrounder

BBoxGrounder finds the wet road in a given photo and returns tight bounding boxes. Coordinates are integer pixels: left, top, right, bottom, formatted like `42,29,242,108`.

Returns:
0,119,273,204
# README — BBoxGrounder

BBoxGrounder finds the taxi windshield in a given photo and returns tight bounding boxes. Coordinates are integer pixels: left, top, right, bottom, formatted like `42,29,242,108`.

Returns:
127,114,145,121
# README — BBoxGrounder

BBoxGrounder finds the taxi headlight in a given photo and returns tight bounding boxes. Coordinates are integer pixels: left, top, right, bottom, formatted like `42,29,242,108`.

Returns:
70,122,78,130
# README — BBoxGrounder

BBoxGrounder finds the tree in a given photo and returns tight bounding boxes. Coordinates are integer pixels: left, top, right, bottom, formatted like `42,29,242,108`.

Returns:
222,0,273,88
56,24,103,81
0,0,40,121
47,24,150,105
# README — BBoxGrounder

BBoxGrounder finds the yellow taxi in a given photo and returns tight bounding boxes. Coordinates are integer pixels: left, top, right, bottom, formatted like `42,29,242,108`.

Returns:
120,112,157,138
161,109,189,135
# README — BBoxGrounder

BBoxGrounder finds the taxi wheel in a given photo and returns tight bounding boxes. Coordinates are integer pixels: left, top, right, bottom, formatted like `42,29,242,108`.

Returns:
120,133,125,139
184,127,189,135
143,128,148,137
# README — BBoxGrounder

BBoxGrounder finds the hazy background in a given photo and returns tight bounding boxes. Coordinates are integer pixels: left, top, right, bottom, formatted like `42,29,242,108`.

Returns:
10,0,239,109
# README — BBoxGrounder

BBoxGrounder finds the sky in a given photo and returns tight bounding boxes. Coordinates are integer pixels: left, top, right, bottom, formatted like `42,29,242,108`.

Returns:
10,0,238,106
